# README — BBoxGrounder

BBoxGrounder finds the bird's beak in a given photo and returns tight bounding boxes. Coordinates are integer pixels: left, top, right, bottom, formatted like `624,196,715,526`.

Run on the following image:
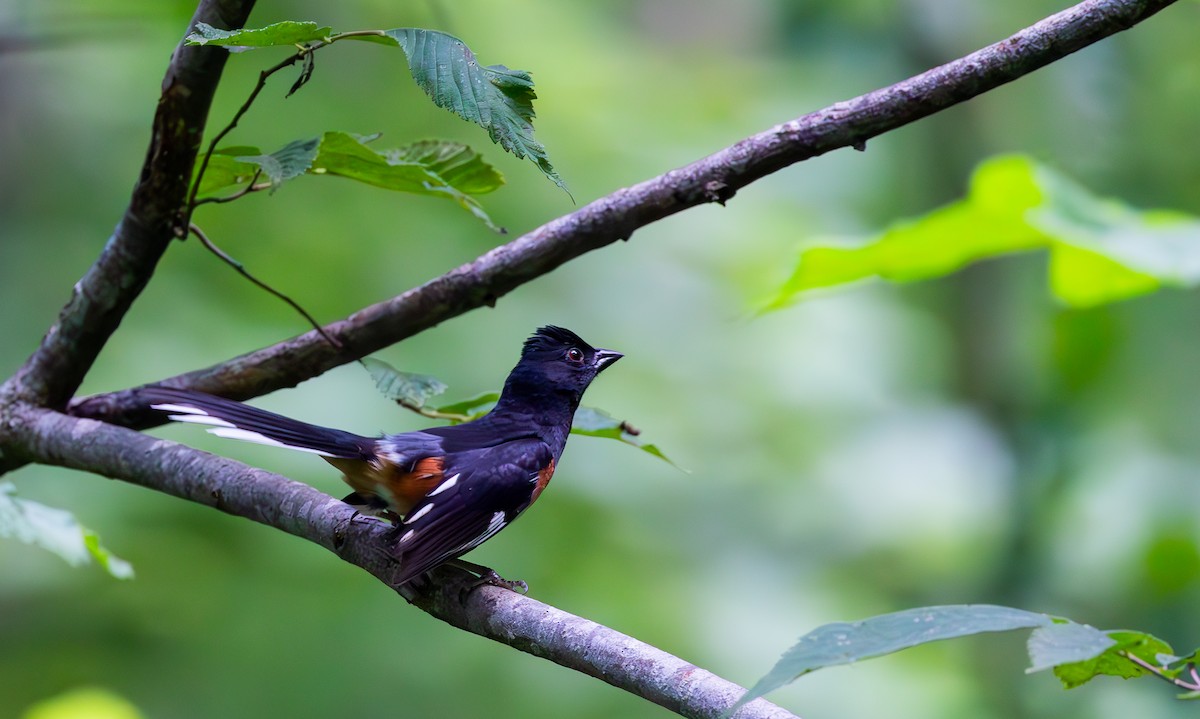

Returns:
593,349,623,372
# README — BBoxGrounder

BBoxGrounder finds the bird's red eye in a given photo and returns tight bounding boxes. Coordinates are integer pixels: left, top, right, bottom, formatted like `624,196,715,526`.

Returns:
566,347,584,363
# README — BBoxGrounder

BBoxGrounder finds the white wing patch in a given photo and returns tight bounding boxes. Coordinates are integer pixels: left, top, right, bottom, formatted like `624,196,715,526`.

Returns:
403,503,434,524
459,511,507,554
426,473,460,497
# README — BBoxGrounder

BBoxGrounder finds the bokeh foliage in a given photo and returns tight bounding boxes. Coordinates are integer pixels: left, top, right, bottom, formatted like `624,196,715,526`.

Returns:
2,1,1199,718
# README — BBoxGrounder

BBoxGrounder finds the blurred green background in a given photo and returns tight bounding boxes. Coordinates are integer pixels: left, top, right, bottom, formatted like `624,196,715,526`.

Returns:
3,1,1200,717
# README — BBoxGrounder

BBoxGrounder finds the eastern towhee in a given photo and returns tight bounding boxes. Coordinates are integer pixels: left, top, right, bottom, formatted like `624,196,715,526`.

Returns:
140,326,622,590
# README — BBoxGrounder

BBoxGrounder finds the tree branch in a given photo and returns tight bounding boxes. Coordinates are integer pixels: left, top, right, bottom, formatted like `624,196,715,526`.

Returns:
0,406,797,719
67,0,1179,430
0,0,257,410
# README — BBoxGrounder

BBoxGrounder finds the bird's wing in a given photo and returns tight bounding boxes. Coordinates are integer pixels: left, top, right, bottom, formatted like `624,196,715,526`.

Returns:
389,438,554,585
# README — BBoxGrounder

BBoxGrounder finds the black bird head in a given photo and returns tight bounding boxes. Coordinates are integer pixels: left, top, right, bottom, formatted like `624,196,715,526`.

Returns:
497,326,622,412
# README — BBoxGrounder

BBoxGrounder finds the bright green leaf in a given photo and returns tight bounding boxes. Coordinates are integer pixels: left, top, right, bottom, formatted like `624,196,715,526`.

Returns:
432,392,501,420
347,28,565,190
312,131,504,230
729,605,1052,716
192,133,505,228
362,357,448,410
764,155,1200,311
1026,622,1116,674
1052,630,1175,688
193,148,261,196
185,21,331,48
0,482,133,579
20,686,145,719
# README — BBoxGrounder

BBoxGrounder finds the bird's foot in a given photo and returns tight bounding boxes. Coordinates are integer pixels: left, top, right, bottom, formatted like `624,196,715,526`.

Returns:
447,558,529,594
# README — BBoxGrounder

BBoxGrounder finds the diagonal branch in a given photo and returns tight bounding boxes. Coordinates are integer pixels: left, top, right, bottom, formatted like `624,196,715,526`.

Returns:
0,0,257,410
1,405,796,719
67,0,1179,430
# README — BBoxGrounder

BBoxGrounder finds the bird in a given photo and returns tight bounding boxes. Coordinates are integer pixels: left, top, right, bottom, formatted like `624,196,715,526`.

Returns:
140,325,622,590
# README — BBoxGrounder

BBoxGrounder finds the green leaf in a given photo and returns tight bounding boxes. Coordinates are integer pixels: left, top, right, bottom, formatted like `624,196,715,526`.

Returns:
764,155,1200,311
1026,622,1116,674
362,357,448,410
20,686,145,719
571,407,681,468
236,136,321,191
312,132,504,230
729,605,1051,716
349,29,564,190
185,21,331,48
0,482,133,579
432,391,501,420
1052,630,1176,688
192,133,505,228
193,147,261,196
360,364,673,461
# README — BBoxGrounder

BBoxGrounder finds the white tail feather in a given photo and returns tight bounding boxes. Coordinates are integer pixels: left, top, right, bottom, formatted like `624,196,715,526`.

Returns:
207,427,335,456
151,403,208,415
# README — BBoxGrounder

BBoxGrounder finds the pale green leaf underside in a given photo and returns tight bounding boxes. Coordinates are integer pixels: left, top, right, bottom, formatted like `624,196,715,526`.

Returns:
359,365,673,464
362,357,449,410
729,605,1052,715
0,482,133,579
237,136,320,191
730,604,1200,715
186,21,331,48
764,155,1200,311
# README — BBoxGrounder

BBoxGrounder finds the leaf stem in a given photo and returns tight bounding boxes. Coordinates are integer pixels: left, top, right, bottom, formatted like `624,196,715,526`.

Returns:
328,29,388,42
188,223,343,350
192,169,265,206
184,42,324,228
1119,652,1200,692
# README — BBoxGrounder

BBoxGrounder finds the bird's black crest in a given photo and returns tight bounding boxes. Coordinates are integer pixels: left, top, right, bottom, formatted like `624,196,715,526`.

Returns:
523,325,592,355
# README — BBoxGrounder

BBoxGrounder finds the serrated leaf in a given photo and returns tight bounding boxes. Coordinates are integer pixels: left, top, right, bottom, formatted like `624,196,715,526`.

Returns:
236,137,320,191
1026,622,1116,674
362,357,448,410
348,29,564,190
186,21,331,48
0,482,133,579
312,131,504,230
571,407,681,468
763,155,1200,312
728,605,1051,716
1051,630,1175,688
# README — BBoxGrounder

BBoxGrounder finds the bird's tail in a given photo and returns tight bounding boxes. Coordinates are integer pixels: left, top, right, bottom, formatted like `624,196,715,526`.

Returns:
142,387,373,459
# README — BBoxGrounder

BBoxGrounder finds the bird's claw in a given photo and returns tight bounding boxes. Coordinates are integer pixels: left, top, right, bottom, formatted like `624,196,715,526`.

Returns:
470,570,529,594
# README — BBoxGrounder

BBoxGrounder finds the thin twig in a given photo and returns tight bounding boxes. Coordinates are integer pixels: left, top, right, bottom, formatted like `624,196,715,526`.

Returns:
2,406,799,719
61,0,1182,432
183,43,326,229
0,0,257,410
1119,651,1200,691
188,224,343,350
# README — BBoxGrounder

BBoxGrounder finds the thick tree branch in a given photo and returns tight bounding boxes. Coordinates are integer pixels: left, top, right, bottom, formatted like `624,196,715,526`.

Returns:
68,0,1178,430
0,0,256,410
0,406,796,719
